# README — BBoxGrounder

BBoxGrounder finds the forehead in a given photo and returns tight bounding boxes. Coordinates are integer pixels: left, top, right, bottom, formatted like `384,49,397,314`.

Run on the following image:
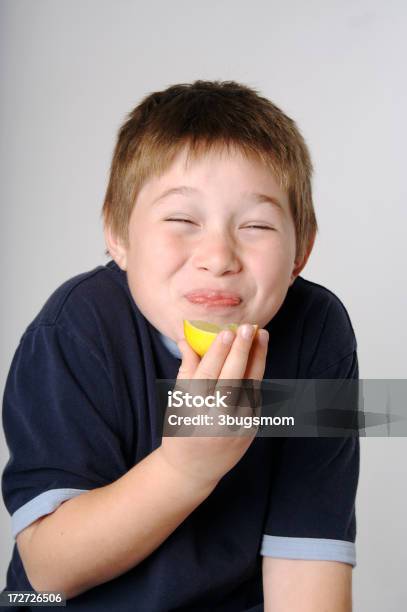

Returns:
136,145,289,208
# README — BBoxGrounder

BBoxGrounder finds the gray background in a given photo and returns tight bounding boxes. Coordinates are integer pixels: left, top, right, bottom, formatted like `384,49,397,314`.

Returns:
1,0,406,609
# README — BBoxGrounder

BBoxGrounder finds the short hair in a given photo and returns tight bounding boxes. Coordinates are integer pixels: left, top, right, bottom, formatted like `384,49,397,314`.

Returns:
101,80,317,265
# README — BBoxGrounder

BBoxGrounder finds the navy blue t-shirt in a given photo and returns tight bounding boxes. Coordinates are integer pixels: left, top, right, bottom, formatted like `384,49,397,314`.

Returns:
1,260,359,611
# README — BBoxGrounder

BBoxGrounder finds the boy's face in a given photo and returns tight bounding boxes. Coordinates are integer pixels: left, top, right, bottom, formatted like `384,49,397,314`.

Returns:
107,147,310,343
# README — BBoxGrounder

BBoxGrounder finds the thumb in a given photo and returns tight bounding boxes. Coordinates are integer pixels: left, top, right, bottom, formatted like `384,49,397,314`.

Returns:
176,339,201,380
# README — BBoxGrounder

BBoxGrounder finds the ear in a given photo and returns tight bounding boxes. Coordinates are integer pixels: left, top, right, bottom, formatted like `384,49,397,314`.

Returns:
103,224,128,271
289,230,316,286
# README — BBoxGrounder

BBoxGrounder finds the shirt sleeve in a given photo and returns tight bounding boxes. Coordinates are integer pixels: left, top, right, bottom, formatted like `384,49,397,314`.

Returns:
260,349,360,568
1,324,129,539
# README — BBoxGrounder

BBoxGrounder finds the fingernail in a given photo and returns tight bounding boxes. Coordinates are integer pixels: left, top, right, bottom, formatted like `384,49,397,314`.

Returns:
220,330,235,344
239,324,255,340
258,329,269,346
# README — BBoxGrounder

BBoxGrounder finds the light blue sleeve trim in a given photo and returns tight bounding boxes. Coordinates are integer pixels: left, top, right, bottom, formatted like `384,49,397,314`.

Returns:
260,535,356,567
11,488,89,539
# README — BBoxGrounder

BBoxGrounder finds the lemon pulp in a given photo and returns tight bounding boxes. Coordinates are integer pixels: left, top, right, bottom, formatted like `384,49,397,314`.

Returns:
183,319,258,357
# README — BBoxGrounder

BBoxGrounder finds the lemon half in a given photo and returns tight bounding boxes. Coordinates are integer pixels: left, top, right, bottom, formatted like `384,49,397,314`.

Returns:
183,319,258,357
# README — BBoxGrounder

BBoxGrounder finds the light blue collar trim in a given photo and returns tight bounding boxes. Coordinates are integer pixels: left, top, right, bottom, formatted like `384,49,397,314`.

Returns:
158,332,182,360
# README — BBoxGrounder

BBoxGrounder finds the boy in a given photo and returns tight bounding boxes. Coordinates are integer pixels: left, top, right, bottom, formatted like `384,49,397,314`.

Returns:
1,80,359,611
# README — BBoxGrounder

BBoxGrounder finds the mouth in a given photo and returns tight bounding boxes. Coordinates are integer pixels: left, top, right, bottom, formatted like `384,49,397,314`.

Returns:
184,289,242,307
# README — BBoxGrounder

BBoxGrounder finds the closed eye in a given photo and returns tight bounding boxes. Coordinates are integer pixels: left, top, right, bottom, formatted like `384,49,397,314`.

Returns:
165,218,194,224
244,225,274,230
165,219,274,230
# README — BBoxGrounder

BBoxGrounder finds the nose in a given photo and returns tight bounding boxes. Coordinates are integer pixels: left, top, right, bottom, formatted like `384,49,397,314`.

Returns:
191,230,241,276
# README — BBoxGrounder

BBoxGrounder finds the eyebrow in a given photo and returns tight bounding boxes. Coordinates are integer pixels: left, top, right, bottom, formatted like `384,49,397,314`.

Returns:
152,185,284,211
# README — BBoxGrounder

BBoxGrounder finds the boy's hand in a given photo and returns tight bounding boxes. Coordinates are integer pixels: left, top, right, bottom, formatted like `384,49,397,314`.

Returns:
157,324,269,490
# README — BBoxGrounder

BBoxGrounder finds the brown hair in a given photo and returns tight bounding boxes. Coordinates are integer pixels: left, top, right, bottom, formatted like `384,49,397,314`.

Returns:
101,80,317,265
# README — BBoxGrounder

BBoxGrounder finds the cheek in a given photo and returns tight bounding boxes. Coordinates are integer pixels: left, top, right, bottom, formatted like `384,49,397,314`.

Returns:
271,234,296,271
251,239,293,273
245,258,292,305
142,231,185,272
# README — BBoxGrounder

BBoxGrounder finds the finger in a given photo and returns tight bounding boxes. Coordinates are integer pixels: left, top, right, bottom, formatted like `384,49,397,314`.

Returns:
219,324,257,380
244,328,269,381
176,339,201,382
174,338,200,400
234,329,268,421
223,328,267,415
194,329,236,381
